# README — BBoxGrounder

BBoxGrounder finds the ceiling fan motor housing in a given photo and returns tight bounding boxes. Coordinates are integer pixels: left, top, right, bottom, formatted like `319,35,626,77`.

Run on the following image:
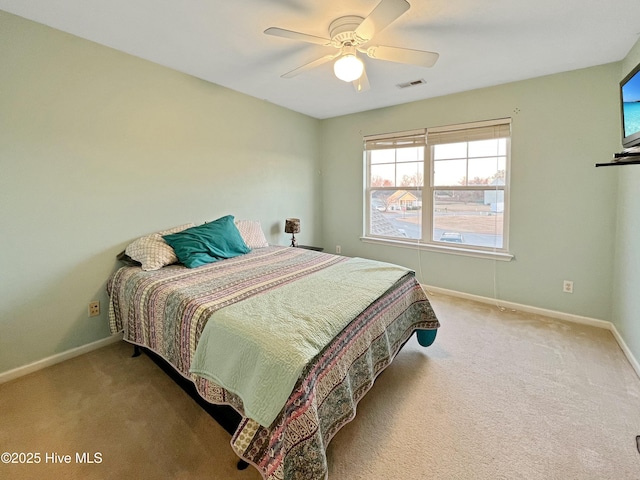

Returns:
329,16,365,47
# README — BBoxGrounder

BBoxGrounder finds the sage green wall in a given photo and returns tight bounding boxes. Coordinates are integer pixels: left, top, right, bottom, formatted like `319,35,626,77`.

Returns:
1,9,633,377
0,12,321,374
320,64,621,320
612,37,640,364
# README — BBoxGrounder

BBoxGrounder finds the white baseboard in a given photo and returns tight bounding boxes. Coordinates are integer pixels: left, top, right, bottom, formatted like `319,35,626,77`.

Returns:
3,288,639,385
423,284,640,380
608,323,640,380
0,333,123,385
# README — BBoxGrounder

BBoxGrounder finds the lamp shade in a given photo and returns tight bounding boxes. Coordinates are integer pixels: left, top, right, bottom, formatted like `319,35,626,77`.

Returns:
334,54,364,82
284,218,300,234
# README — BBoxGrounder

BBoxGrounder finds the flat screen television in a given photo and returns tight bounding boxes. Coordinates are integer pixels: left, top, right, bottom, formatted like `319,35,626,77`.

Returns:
620,62,640,149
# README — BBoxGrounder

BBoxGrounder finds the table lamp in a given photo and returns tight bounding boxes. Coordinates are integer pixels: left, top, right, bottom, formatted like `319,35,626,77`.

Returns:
284,218,300,247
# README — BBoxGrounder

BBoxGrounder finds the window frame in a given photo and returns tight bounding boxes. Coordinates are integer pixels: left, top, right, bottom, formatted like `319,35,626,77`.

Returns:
363,129,426,244
363,119,513,261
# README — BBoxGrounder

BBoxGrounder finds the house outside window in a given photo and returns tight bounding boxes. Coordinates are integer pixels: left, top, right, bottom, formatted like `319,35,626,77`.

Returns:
363,119,512,259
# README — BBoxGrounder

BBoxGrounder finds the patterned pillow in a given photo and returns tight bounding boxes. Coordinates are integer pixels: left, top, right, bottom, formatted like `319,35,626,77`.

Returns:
235,220,269,248
125,223,195,271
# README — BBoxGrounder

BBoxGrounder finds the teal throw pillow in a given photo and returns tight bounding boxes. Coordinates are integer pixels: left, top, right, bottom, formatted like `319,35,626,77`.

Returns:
163,215,251,268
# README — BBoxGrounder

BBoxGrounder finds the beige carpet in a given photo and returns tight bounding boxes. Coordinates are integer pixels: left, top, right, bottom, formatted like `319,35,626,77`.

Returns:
1,294,639,480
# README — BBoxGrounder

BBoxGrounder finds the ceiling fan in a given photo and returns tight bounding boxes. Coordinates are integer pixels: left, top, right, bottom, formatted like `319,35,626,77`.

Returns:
264,0,439,93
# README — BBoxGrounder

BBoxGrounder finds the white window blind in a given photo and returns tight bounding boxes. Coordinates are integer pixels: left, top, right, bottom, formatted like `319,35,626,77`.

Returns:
427,119,511,145
364,129,426,150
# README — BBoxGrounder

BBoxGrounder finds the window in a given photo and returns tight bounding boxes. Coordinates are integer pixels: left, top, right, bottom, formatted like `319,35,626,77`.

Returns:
364,129,426,241
364,119,511,257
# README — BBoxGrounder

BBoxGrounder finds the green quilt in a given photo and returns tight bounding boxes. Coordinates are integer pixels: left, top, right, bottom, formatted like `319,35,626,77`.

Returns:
189,257,410,427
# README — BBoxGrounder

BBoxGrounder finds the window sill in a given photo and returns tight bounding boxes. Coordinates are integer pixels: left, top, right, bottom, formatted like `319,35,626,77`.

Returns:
360,236,514,261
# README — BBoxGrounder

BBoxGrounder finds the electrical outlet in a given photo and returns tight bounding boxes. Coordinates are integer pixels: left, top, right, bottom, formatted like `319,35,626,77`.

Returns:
335,245,341,254
562,280,574,294
88,301,100,317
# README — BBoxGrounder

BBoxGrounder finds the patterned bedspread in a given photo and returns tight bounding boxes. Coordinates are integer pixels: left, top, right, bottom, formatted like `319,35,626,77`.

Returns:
107,246,439,480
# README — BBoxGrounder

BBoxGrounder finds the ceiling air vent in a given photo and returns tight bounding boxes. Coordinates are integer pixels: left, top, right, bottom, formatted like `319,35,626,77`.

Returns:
397,79,427,89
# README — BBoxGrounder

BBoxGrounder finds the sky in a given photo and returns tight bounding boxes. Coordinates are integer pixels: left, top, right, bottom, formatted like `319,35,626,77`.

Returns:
622,69,640,102
370,139,507,187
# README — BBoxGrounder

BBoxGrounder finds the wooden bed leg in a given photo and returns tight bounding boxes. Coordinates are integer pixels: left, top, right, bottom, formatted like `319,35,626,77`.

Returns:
132,345,141,357
237,460,249,470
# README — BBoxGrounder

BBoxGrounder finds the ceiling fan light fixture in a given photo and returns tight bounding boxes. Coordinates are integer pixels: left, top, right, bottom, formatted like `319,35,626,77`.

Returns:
266,0,439,89
334,54,364,82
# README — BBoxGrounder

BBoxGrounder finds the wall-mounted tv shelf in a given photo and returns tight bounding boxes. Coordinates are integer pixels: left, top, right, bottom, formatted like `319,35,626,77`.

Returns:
595,150,640,167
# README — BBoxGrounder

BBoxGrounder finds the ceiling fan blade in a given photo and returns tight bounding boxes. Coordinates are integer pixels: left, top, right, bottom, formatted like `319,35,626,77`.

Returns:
264,27,331,46
354,0,410,42
281,53,340,78
353,69,370,93
362,45,439,67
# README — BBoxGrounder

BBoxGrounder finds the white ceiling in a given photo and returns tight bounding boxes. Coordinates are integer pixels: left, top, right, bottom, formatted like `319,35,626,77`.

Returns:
2,0,640,119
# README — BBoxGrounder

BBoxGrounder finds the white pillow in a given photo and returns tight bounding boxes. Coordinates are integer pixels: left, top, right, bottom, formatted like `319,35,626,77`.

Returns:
125,223,195,271
235,220,269,248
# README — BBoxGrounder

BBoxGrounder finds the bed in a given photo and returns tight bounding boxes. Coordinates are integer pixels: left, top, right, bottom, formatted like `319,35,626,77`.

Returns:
107,218,439,480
